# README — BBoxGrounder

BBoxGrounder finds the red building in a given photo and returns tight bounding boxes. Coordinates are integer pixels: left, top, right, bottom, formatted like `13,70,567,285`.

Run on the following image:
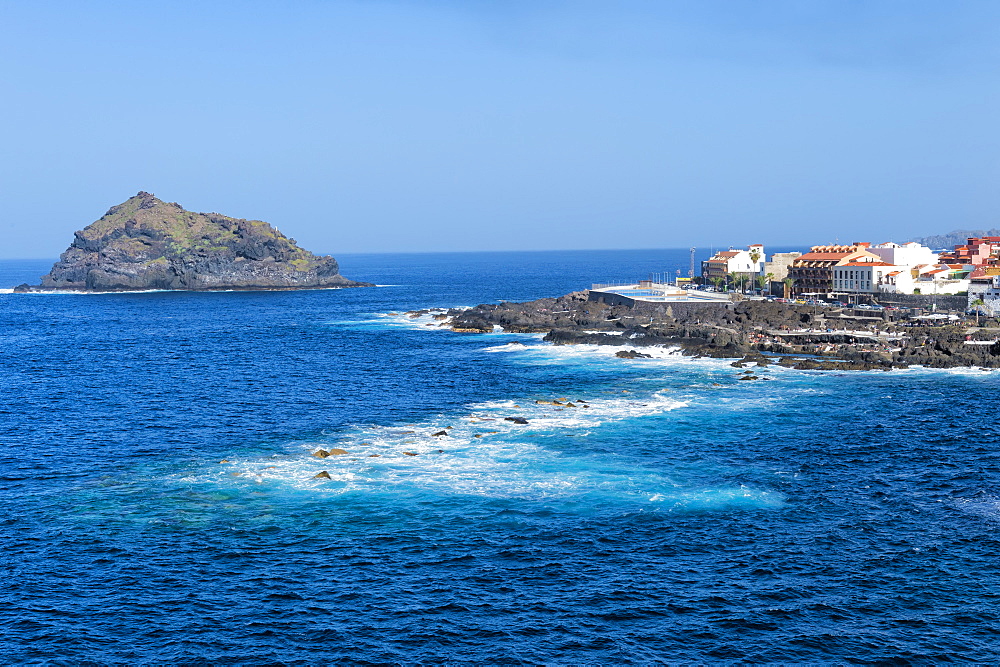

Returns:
938,237,1000,266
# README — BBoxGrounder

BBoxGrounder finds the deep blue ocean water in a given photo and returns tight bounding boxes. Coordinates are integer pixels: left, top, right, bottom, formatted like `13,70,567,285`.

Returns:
2,249,999,664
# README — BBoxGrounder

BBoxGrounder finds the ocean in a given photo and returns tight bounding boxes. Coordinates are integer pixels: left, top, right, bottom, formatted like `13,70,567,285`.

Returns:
2,249,999,663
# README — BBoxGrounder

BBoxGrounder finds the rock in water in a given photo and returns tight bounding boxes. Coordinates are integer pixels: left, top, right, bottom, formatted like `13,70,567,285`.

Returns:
15,192,372,292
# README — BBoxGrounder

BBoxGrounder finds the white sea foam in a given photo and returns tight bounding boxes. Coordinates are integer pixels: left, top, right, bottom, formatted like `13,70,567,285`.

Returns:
372,307,469,330
206,433,783,511
648,485,786,511
482,342,531,352
952,496,1000,522
480,339,742,373
193,387,788,511
374,309,452,330
467,390,688,429
895,364,1000,377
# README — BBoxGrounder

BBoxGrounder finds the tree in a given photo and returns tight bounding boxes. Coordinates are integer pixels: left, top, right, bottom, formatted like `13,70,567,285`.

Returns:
748,248,762,292
783,277,794,299
757,272,774,295
971,298,985,327
729,272,747,291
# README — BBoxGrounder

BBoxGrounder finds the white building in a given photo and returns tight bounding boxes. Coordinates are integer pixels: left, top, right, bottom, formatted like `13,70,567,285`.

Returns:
879,264,970,295
701,244,766,282
979,276,1000,316
969,274,1000,315
869,241,939,267
832,260,901,293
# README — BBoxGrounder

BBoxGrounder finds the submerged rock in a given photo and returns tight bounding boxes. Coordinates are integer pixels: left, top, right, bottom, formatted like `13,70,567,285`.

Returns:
16,191,372,292
504,417,529,424
615,349,653,359
313,471,332,480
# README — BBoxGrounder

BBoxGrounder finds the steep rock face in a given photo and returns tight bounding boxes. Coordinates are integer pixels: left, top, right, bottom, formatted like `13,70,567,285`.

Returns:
19,192,370,291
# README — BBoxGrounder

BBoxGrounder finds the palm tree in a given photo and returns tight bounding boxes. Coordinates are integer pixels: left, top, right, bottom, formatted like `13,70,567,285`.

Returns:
971,298,985,327
782,277,794,299
748,247,762,293
757,272,774,296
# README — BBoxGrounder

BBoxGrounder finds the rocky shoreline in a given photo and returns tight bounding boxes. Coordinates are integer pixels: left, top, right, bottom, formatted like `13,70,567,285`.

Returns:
415,291,1000,370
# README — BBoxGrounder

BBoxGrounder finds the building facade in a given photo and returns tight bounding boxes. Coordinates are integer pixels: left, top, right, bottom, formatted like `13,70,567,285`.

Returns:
832,261,900,293
762,251,801,281
701,244,766,283
939,237,1000,265
869,241,939,267
969,275,1000,316
878,264,971,295
787,243,880,295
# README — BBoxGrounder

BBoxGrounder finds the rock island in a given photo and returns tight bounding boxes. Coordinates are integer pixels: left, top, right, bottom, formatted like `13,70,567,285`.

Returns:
15,192,371,292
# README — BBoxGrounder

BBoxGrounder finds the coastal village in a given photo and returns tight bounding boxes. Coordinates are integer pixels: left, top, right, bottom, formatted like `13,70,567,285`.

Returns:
592,236,1000,318
443,235,1000,370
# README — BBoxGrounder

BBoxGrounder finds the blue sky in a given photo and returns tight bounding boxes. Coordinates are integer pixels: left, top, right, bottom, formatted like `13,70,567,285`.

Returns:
2,0,999,257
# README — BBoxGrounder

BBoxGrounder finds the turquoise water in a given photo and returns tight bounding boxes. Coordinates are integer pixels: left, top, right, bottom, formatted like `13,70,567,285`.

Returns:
2,250,999,663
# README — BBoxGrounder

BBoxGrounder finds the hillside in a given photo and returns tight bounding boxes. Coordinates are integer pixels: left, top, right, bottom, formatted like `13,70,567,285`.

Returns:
910,228,1000,249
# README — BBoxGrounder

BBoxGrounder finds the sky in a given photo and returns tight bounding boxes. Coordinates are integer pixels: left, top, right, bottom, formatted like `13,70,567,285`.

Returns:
2,0,999,258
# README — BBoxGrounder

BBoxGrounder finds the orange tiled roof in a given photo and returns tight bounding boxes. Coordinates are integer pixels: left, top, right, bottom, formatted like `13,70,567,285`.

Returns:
795,252,853,261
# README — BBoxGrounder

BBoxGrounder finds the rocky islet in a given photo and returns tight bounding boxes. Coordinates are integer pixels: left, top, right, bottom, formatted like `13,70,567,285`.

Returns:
15,192,371,292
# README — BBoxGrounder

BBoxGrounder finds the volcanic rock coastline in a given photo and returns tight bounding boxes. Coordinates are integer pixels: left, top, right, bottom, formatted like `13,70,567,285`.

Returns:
434,291,1000,370
16,192,371,292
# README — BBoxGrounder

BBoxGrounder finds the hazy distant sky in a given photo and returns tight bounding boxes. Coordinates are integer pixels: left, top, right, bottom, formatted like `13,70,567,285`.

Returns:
2,0,999,257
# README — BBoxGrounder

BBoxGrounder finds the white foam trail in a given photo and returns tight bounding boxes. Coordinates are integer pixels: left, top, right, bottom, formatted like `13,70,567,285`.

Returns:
481,339,742,372
894,365,1000,377
188,390,789,511
373,308,465,330
648,486,786,511
204,434,784,510
482,342,532,352
953,496,1000,522
467,391,688,429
